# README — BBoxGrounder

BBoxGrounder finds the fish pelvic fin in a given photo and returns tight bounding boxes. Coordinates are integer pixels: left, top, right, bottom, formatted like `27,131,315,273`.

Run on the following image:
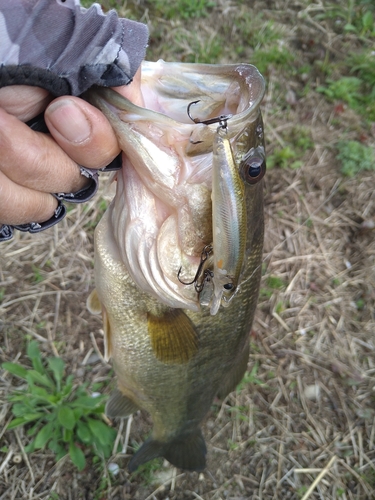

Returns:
106,389,139,418
217,340,250,400
128,428,207,472
86,289,112,361
87,289,101,314
147,309,198,364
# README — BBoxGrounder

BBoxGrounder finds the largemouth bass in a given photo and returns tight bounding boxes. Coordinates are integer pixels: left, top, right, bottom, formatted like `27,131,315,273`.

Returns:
86,60,266,472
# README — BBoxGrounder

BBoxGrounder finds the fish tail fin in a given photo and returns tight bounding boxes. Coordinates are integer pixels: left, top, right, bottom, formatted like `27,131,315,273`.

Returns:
128,428,207,472
164,428,207,471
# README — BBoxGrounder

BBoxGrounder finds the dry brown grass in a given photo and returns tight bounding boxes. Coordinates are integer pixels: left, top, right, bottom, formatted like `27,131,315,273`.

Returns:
1,0,375,498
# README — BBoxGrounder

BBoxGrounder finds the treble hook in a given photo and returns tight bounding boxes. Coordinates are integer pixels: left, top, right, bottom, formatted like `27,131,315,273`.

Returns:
187,100,232,127
177,244,213,291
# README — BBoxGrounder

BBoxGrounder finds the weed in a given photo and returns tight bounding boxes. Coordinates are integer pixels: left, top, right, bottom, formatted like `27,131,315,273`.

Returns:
236,362,266,392
297,486,308,498
317,75,375,121
266,275,286,289
227,439,239,451
31,265,44,284
177,32,223,63
131,455,164,485
275,301,285,314
336,140,375,177
251,46,294,75
2,341,116,471
152,0,215,20
267,146,298,169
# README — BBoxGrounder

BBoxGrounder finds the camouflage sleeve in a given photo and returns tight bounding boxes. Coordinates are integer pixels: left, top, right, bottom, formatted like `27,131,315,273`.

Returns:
0,0,149,96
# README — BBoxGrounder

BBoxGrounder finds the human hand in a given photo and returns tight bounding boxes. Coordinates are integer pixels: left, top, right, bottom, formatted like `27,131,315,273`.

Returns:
0,67,143,227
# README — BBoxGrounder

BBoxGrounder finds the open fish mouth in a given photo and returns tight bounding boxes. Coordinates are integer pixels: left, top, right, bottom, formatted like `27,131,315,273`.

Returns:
85,60,265,314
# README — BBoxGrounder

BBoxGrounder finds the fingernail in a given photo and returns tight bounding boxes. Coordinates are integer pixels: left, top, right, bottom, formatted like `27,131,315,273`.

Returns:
47,99,91,143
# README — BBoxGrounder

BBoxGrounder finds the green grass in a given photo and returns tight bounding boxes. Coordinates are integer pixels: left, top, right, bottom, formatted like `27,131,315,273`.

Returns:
131,455,164,485
3,341,116,471
336,140,375,176
267,127,314,170
151,0,215,20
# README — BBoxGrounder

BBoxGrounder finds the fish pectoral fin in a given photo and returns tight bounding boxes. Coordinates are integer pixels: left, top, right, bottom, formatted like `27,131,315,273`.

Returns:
128,429,207,472
87,290,112,362
217,340,250,400
86,289,101,315
106,389,140,418
147,309,198,364
164,428,207,471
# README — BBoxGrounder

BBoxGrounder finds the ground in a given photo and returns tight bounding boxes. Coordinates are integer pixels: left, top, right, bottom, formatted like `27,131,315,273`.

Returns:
1,0,375,499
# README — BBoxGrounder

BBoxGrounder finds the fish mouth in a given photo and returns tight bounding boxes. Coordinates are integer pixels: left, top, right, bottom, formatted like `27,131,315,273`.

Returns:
86,61,265,312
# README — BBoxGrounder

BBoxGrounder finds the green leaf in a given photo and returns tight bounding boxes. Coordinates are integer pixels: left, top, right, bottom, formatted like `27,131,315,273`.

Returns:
362,11,374,32
61,375,74,397
76,421,92,444
87,419,113,446
7,413,43,429
47,357,65,388
58,406,76,430
8,392,28,402
27,341,45,374
6,417,28,429
24,441,36,453
34,421,54,449
71,396,104,409
48,439,64,455
69,442,86,471
26,370,54,389
2,362,29,379
63,428,73,442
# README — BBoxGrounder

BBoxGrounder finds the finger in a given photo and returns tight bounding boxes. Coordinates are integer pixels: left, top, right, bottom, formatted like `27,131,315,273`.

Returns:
0,85,52,121
45,97,120,169
0,108,88,193
0,169,58,225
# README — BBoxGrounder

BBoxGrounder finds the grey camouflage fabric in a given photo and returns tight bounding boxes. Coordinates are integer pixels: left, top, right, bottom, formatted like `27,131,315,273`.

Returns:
0,0,149,241
0,0,149,96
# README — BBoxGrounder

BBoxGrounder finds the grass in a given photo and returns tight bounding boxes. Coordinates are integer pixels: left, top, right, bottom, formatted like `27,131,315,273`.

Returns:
1,0,375,498
2,341,116,471
336,140,375,176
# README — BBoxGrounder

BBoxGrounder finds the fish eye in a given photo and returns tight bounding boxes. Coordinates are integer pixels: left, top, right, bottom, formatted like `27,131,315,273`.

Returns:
223,283,234,290
241,156,266,185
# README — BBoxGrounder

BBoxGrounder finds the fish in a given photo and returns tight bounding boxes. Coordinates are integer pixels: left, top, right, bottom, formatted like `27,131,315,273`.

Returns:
85,60,266,472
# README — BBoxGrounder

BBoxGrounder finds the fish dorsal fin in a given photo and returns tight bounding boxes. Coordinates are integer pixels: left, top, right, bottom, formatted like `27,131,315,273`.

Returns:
147,309,198,364
86,289,101,314
106,389,139,418
217,340,250,399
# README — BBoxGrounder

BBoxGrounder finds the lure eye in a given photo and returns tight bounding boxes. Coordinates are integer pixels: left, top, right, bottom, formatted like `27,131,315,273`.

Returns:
241,156,266,185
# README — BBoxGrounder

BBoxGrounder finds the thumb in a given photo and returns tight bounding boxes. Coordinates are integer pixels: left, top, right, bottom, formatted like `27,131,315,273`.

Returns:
45,96,120,169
